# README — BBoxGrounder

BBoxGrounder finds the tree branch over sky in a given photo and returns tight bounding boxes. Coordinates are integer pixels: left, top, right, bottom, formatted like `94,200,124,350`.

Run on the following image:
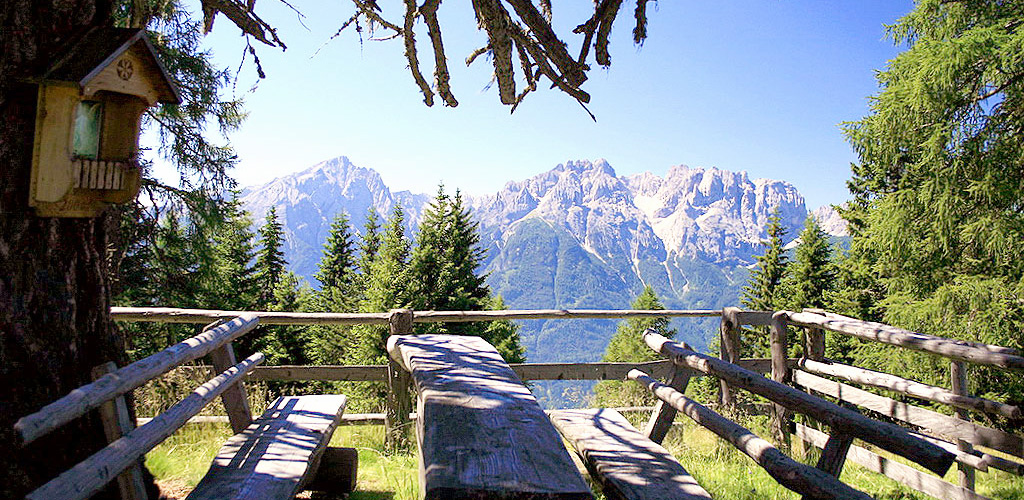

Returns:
193,0,653,110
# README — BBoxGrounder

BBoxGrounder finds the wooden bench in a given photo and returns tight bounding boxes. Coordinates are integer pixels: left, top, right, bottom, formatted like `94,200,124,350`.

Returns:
186,394,349,499
549,408,713,500
388,334,593,499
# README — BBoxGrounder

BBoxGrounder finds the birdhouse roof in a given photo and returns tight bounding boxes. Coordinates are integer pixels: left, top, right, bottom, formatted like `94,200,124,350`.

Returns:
41,27,181,104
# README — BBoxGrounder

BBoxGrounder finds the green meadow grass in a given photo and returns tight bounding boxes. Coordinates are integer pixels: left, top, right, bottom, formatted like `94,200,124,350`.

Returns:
146,416,1022,499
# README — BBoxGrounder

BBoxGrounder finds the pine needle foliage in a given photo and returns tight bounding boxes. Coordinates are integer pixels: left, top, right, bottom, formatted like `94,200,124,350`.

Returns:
838,0,1024,414
594,285,674,408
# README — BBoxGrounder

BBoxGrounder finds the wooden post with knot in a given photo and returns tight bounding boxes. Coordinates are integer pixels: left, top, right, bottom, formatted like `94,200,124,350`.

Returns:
769,311,792,452
385,308,414,452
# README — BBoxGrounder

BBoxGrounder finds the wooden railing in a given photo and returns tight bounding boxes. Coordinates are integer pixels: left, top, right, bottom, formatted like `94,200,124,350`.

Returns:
16,306,1024,500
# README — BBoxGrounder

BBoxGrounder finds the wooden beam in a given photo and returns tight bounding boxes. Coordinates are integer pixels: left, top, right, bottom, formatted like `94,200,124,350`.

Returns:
111,306,720,324
385,309,414,452
788,312,1024,369
629,371,871,500
208,340,251,434
719,307,741,407
186,395,348,499
951,360,976,491
735,310,774,326
644,362,693,444
550,408,713,500
643,331,956,476
794,423,990,500
15,314,258,446
798,358,1021,419
91,362,147,500
27,353,264,500
246,364,389,382
792,369,1024,458
770,312,791,450
110,307,390,325
511,359,674,381
389,334,592,499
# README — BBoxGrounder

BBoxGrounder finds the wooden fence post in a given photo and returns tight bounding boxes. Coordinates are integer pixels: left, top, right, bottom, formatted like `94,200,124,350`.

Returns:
204,320,252,434
799,315,826,460
91,362,148,500
770,311,791,451
719,307,741,408
385,308,414,452
644,350,693,444
950,360,976,491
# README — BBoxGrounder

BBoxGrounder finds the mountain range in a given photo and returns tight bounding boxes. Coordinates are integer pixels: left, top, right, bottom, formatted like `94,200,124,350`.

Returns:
240,156,845,367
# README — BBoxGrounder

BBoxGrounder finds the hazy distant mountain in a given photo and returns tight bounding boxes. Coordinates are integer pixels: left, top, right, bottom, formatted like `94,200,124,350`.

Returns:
240,156,429,283
240,156,841,366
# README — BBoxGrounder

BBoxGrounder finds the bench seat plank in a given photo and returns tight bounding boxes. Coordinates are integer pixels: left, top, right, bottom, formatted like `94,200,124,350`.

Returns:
550,409,713,500
389,334,592,499
186,394,347,500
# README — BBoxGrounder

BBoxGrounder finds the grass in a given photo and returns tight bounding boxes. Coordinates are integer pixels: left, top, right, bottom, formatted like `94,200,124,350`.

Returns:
146,413,1023,499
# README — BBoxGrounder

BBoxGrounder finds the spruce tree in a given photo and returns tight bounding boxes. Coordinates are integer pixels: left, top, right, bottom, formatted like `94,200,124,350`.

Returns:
358,207,383,280
594,286,675,407
789,217,835,310
316,212,358,294
839,0,1024,402
255,206,287,307
740,208,790,357
741,208,790,312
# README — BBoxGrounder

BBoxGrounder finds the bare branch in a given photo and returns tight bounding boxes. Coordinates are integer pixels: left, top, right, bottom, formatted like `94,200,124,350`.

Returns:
201,0,286,49
403,0,435,106
505,0,586,86
633,0,650,45
471,0,516,104
420,0,459,107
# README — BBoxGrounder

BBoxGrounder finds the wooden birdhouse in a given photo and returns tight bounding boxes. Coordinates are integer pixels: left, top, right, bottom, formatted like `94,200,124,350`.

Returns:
29,27,180,217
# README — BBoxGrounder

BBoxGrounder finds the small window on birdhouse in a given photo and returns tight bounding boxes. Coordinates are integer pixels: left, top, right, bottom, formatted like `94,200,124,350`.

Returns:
73,100,104,159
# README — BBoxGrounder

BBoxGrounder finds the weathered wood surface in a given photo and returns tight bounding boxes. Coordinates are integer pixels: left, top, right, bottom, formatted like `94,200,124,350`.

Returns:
629,370,871,500
719,307,741,407
644,362,693,444
111,306,720,325
951,360,977,491
795,423,991,500
770,312,791,449
186,394,348,500
92,362,148,500
27,353,264,500
788,311,1024,369
513,359,675,381
385,309,414,451
137,412,403,427
735,310,774,326
16,314,259,445
797,358,1021,419
111,306,391,325
792,369,1024,458
388,334,592,499
549,408,713,500
412,308,720,322
643,331,955,476
908,431,989,472
246,364,389,381
181,359,772,383
209,340,252,434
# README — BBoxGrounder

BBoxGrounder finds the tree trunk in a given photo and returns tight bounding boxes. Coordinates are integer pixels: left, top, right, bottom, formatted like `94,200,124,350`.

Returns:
0,1,152,497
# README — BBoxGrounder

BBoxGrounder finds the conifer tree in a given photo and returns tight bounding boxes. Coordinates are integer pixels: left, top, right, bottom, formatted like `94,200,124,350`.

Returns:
742,208,790,312
594,286,675,407
209,195,258,311
740,208,790,357
358,207,383,280
316,212,358,294
789,217,835,310
255,207,287,307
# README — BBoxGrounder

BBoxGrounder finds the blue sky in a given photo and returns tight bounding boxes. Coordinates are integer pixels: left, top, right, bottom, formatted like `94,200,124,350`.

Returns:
159,1,914,210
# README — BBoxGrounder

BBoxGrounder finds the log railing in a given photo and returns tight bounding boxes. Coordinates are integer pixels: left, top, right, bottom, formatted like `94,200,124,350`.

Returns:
19,306,1022,500
14,315,263,500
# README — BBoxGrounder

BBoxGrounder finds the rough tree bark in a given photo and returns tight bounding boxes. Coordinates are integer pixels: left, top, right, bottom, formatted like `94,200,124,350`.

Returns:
0,1,154,497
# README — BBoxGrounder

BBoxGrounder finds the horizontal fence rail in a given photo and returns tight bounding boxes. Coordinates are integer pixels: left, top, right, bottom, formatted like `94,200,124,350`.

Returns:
788,311,1024,369
27,352,264,500
111,306,721,325
15,315,259,446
